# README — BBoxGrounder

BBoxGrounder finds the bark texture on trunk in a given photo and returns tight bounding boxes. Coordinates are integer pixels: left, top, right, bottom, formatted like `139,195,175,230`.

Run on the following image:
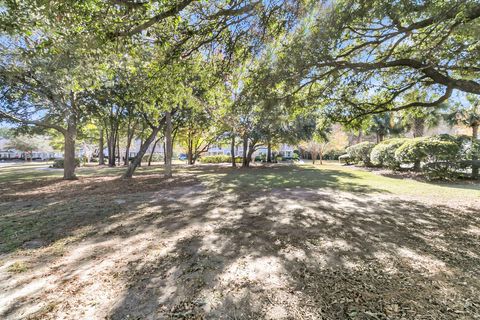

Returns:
164,111,173,178
98,128,105,165
63,113,77,180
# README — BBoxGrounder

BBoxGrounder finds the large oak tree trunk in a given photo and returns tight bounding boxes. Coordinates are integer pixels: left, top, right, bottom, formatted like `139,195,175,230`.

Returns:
164,111,173,178
98,128,105,165
63,113,77,180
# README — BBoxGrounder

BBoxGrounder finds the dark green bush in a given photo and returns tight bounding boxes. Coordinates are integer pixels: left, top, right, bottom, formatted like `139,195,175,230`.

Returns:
395,135,460,165
51,158,81,168
346,142,375,165
370,138,408,169
394,135,461,179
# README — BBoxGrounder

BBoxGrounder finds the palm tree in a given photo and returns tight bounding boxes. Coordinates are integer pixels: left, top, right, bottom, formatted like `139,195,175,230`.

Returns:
445,97,480,178
367,113,405,143
402,106,445,138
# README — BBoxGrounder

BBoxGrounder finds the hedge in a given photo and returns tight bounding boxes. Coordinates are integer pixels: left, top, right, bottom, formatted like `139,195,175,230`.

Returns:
51,158,81,168
346,142,375,165
199,155,242,163
370,138,408,169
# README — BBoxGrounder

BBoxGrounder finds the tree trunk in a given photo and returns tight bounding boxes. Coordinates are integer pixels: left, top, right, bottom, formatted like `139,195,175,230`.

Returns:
63,113,77,180
99,128,105,165
117,136,121,166
358,130,363,143
231,134,236,167
312,152,317,164
247,145,255,166
123,126,161,179
413,118,425,138
242,134,249,167
148,137,160,166
472,124,479,179
124,125,136,166
319,150,323,165
187,134,194,165
379,134,385,142
164,111,173,178
107,129,116,167
267,140,272,162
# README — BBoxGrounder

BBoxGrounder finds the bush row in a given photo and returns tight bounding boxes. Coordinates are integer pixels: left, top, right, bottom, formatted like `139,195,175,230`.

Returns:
343,134,479,180
199,155,242,163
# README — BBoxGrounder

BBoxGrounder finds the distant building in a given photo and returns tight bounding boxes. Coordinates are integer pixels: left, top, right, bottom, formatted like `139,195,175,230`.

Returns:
0,138,62,160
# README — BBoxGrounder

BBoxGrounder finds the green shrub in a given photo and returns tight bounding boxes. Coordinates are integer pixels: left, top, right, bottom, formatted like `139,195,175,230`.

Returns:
323,149,345,160
51,158,81,168
346,142,375,165
395,135,460,165
338,154,352,165
292,153,300,161
422,161,461,181
370,138,408,169
199,155,242,163
395,134,461,179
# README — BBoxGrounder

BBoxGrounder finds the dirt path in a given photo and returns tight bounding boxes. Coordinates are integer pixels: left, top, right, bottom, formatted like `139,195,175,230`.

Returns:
1,170,479,319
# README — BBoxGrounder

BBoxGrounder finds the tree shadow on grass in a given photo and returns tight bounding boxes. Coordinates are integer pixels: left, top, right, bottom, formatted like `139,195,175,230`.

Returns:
1,165,479,319
105,189,479,319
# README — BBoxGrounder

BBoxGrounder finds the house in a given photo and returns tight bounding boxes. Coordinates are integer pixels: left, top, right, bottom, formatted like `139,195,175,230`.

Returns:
0,138,62,160
205,142,296,159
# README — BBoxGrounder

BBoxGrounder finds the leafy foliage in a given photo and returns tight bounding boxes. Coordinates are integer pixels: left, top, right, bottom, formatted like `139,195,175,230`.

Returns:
370,138,408,169
346,142,375,165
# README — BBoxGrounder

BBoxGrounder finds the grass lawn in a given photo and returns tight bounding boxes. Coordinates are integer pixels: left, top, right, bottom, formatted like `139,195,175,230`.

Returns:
0,162,479,319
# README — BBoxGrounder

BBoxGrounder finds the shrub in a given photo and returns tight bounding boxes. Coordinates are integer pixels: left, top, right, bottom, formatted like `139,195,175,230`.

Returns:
370,138,408,169
338,154,352,165
51,158,81,168
346,142,375,165
323,149,345,160
199,155,242,163
395,135,461,179
395,135,460,165
292,153,300,161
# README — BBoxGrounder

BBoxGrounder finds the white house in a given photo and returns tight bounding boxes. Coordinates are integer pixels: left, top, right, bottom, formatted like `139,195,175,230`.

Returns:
0,138,62,160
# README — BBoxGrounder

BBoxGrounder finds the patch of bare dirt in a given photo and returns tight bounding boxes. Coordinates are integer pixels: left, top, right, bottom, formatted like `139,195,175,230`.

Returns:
1,175,479,319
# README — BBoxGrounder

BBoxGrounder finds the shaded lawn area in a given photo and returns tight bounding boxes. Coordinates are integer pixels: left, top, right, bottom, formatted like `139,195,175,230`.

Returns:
0,162,479,319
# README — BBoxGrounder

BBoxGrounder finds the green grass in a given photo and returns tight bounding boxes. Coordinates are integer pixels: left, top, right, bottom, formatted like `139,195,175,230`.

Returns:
1,161,479,200
184,163,480,200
